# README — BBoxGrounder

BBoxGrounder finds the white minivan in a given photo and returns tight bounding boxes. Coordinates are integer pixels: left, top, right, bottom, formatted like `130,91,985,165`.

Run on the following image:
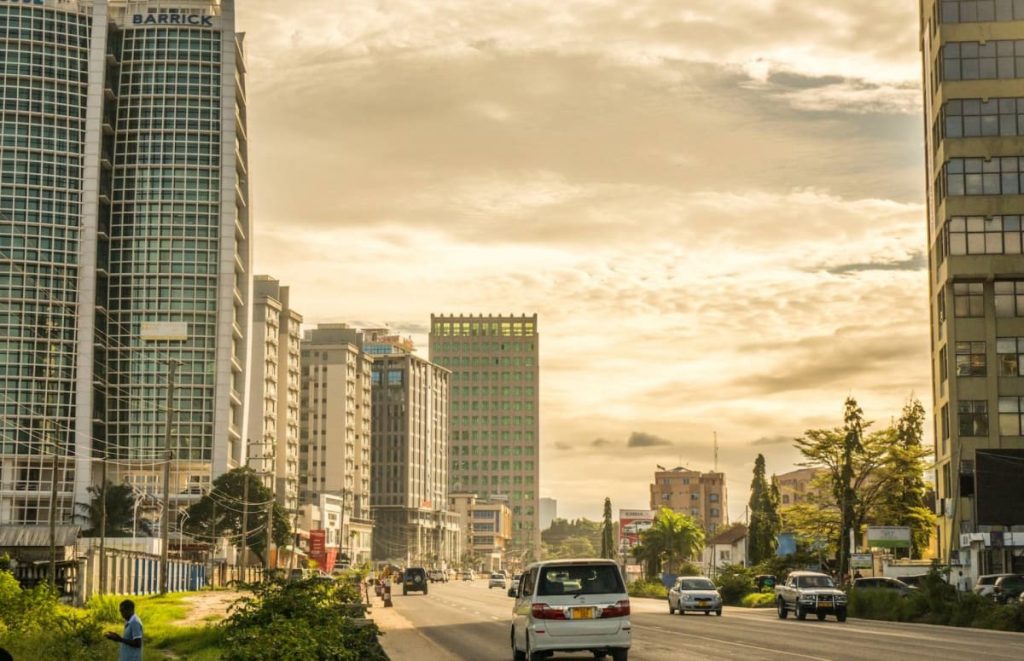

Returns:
510,559,631,661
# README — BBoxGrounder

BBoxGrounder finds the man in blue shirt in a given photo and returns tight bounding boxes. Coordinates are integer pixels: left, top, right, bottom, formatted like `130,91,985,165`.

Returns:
105,599,143,660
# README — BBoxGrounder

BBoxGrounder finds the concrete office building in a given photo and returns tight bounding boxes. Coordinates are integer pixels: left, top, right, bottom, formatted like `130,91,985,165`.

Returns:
539,497,557,531
299,324,374,562
450,491,512,572
429,314,540,561
248,277,302,513
775,467,825,506
0,0,251,526
921,0,1024,573
370,346,460,566
649,467,728,534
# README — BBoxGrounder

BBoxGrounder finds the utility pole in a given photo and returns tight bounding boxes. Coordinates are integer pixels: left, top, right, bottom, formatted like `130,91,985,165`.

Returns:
160,359,178,595
240,470,249,581
265,497,274,574
99,458,107,594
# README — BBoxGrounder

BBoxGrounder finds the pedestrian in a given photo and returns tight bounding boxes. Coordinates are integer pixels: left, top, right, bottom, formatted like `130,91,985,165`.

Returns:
104,599,143,660
853,570,863,580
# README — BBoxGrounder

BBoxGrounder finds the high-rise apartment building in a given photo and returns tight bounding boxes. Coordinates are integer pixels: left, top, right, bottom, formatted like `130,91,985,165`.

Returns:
369,347,460,566
299,324,374,559
429,314,540,561
775,467,825,507
649,467,727,534
0,0,251,526
921,1,1024,574
248,277,302,513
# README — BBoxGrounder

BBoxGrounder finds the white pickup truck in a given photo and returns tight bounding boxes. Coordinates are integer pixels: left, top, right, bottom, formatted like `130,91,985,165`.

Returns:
774,571,848,622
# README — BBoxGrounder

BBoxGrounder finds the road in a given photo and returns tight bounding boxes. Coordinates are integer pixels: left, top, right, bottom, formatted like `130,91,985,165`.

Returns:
374,579,1024,660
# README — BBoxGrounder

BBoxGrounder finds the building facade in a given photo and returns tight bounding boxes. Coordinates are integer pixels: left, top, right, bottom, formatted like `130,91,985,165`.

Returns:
0,0,251,526
920,0,1024,574
248,277,301,513
775,467,825,507
299,324,373,557
429,314,540,561
649,467,728,534
449,491,512,572
370,347,460,567
539,497,557,531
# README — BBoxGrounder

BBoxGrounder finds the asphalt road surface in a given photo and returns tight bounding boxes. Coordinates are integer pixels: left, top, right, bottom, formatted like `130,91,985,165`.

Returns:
375,579,1024,660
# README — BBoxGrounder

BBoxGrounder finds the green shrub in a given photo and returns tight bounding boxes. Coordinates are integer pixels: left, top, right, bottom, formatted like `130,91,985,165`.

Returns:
86,594,123,624
221,577,385,661
714,564,754,606
739,592,775,608
627,579,668,599
848,588,911,622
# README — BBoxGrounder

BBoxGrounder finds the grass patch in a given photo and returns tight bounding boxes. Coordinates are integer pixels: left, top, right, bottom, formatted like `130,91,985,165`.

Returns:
129,592,226,661
627,579,668,599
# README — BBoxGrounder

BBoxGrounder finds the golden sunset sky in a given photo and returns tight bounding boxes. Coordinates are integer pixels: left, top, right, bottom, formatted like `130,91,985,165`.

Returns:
239,0,928,522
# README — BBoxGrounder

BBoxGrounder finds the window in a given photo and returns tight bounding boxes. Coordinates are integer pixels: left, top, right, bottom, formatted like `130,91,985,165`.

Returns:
387,370,403,385
955,341,987,376
958,400,989,436
942,403,951,440
940,345,949,382
709,493,719,502
941,41,1024,83
947,216,1024,255
997,337,1024,375
953,282,985,317
996,280,1024,316
941,99,1024,140
999,396,1024,434
940,1,1024,23
940,157,1024,201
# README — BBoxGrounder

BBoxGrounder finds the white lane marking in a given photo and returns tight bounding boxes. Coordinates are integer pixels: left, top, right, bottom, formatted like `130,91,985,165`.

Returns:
634,623,831,661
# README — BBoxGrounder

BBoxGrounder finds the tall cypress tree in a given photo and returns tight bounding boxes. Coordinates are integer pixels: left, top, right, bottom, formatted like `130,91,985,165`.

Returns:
747,454,778,565
601,497,615,559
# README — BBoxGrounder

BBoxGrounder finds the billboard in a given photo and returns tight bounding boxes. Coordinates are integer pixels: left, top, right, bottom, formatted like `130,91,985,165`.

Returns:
976,450,1024,526
618,509,654,553
140,321,188,341
309,529,326,556
866,526,911,549
850,553,873,569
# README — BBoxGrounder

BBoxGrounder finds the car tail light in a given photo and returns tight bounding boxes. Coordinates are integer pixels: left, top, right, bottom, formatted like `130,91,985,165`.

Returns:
600,600,631,618
531,603,566,620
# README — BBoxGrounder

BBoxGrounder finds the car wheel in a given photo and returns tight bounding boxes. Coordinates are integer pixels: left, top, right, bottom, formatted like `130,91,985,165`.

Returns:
716,609,722,616
704,611,711,616
610,648,629,661
796,605,808,621
424,586,429,595
668,599,675,615
777,599,788,619
592,653,607,660
403,587,407,596
512,627,526,661
836,609,847,623
526,633,544,661
816,612,826,621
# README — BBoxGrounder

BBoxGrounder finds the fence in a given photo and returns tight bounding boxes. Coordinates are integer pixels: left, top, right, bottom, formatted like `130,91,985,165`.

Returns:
76,548,207,605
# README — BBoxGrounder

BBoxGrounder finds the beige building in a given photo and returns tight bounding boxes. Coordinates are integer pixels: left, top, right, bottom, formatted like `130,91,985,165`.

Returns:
450,492,513,572
429,314,541,562
299,324,374,558
775,467,825,507
248,277,303,513
370,347,460,567
649,467,728,534
920,1,1024,574
296,492,372,569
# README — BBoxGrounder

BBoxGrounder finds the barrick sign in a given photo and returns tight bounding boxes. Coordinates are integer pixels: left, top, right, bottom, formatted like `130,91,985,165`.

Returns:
132,13,214,27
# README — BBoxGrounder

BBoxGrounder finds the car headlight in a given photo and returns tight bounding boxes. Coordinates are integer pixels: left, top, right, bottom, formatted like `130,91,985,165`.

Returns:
799,595,816,603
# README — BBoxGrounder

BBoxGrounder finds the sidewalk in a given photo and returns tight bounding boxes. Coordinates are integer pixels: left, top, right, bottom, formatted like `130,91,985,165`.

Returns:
369,595,450,660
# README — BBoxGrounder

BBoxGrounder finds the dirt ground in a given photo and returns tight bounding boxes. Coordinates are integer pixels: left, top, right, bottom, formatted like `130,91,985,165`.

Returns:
178,590,244,627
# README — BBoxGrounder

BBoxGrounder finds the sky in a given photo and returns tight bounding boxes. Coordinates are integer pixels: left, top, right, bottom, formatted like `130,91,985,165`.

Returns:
238,0,929,523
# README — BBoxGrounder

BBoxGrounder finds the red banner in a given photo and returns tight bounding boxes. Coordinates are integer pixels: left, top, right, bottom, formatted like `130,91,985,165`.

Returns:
309,529,326,556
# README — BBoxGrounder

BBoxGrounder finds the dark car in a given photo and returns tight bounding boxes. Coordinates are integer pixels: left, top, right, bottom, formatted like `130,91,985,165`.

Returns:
403,567,429,595
992,574,1024,604
852,577,916,597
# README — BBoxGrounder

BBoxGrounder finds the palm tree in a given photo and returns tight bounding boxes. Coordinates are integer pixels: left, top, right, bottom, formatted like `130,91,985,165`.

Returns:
76,482,154,537
636,507,704,577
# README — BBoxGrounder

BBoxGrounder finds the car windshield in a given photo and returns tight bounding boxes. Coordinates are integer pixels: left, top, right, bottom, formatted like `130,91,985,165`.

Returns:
680,579,716,590
491,574,504,579
796,575,835,589
537,565,624,596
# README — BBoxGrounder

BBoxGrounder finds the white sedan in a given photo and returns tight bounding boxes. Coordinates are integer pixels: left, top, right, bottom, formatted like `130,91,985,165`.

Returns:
668,576,723,616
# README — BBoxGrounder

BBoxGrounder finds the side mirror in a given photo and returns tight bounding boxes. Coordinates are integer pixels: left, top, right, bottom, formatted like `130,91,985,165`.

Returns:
508,587,518,598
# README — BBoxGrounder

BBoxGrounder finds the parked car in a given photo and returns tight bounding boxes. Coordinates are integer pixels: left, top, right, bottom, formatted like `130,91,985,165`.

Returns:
489,572,507,589
461,570,474,581
974,574,1013,600
428,569,448,583
668,576,723,616
896,573,930,589
510,559,631,661
403,567,429,595
851,576,916,598
775,571,848,622
992,574,1024,604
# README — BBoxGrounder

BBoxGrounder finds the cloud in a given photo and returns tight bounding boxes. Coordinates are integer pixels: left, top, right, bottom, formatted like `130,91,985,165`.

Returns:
750,435,794,448
591,438,614,448
627,432,674,448
823,252,927,275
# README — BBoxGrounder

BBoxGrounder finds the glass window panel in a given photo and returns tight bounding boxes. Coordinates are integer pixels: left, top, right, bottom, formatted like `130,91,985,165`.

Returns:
947,116,963,137
987,233,1004,252
965,116,982,135
966,173,984,193
968,233,986,253
1005,232,1022,253
951,234,968,254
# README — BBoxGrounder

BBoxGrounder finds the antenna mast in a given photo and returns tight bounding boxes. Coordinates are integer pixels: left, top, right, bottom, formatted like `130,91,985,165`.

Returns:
713,431,718,472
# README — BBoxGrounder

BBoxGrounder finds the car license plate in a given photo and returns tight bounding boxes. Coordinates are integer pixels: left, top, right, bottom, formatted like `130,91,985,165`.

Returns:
572,607,595,620
697,600,709,607
816,600,830,609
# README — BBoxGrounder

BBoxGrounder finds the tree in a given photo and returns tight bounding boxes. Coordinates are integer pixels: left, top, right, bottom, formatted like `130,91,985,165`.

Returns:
600,497,615,559
541,518,602,552
874,399,936,558
184,467,291,564
635,507,704,577
76,481,153,537
747,455,781,564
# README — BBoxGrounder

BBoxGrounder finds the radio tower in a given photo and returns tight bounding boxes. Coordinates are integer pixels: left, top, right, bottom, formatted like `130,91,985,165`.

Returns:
713,431,718,472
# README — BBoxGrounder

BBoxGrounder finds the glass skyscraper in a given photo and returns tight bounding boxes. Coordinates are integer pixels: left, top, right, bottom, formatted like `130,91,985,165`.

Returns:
0,0,251,526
